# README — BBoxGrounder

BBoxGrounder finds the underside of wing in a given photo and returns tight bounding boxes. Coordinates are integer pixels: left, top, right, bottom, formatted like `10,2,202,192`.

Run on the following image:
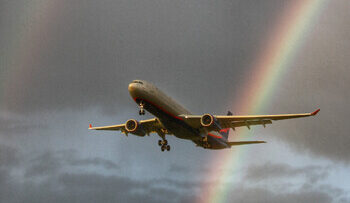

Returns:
180,109,320,130
228,141,266,146
216,109,320,121
220,120,273,129
89,118,165,136
89,123,124,131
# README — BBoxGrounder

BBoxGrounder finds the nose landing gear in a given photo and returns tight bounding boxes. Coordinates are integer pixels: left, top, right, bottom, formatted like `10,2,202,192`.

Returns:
138,101,145,115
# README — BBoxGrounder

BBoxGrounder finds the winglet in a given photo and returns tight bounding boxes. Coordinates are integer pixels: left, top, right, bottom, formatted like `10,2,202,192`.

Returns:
311,109,320,116
89,124,92,129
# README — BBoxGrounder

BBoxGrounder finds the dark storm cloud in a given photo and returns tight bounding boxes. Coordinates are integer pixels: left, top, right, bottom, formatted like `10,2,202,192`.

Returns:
0,144,19,168
1,0,288,115
260,0,350,162
239,162,349,202
168,163,189,174
245,162,329,184
0,0,347,164
25,149,119,178
0,146,180,202
0,144,22,201
224,187,333,203
68,157,119,170
1,172,184,203
0,147,194,203
0,0,350,202
3,170,345,203
0,116,44,135
168,163,226,177
0,146,347,203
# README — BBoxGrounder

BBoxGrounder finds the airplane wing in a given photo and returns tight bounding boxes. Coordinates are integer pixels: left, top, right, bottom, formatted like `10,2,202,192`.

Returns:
180,109,320,130
89,118,165,136
228,141,266,146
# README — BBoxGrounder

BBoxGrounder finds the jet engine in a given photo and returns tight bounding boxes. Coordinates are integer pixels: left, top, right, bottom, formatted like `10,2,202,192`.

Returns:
200,114,221,131
125,119,146,137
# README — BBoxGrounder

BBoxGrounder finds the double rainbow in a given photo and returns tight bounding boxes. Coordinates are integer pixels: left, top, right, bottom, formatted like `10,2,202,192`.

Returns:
0,1,328,202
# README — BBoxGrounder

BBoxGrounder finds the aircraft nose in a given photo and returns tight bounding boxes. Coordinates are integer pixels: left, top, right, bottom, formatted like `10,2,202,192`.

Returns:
128,83,137,93
128,81,146,99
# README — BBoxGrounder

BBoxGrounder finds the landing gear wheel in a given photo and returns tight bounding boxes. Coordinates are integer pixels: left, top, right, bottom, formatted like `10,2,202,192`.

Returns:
166,145,170,151
161,145,165,151
139,109,145,115
163,140,168,145
158,140,162,146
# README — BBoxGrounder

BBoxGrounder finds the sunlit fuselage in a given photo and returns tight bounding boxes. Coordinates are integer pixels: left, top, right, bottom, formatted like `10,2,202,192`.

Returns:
128,80,229,149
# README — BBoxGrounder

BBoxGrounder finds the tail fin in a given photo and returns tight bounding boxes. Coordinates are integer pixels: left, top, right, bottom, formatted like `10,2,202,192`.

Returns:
219,111,232,139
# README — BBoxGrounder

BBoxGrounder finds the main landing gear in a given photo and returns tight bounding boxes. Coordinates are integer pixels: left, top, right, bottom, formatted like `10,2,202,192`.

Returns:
201,136,211,149
156,129,170,152
138,101,145,115
158,139,170,152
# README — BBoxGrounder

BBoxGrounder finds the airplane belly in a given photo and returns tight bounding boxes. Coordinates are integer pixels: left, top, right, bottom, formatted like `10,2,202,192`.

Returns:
206,136,228,150
142,100,199,140
159,117,198,140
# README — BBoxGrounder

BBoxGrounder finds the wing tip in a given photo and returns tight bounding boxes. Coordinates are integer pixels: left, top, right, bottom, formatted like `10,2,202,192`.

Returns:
311,108,320,116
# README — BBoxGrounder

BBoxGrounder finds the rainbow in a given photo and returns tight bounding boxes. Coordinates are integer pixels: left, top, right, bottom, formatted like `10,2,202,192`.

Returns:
200,0,328,202
0,1,328,201
1,1,61,112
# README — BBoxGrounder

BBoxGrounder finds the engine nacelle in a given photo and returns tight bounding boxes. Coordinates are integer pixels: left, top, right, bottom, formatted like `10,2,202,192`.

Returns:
200,114,221,131
125,119,146,137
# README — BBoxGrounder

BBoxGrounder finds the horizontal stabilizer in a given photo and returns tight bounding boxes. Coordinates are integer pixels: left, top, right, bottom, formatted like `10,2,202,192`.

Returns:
228,141,266,146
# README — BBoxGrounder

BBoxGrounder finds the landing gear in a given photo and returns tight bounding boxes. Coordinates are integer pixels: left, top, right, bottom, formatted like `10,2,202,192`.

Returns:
158,139,170,152
201,136,210,149
138,101,145,115
156,129,170,152
203,143,211,149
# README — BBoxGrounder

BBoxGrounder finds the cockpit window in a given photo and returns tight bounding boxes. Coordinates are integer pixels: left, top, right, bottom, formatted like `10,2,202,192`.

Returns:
132,80,143,84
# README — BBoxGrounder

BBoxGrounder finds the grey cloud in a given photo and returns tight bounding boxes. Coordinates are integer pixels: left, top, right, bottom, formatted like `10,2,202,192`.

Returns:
241,162,349,202
168,163,190,174
0,146,347,203
245,162,329,184
0,144,20,168
1,172,177,203
1,0,349,163
68,157,119,170
0,0,350,202
224,187,333,203
0,116,45,135
262,0,350,162
25,149,119,178
25,151,63,178
2,170,345,203
1,0,288,115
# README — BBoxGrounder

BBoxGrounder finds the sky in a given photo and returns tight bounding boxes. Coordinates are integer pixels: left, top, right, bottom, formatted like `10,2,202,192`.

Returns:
0,0,349,202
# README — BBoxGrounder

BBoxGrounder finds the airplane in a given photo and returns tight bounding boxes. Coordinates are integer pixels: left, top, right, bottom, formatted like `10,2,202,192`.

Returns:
89,80,320,152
